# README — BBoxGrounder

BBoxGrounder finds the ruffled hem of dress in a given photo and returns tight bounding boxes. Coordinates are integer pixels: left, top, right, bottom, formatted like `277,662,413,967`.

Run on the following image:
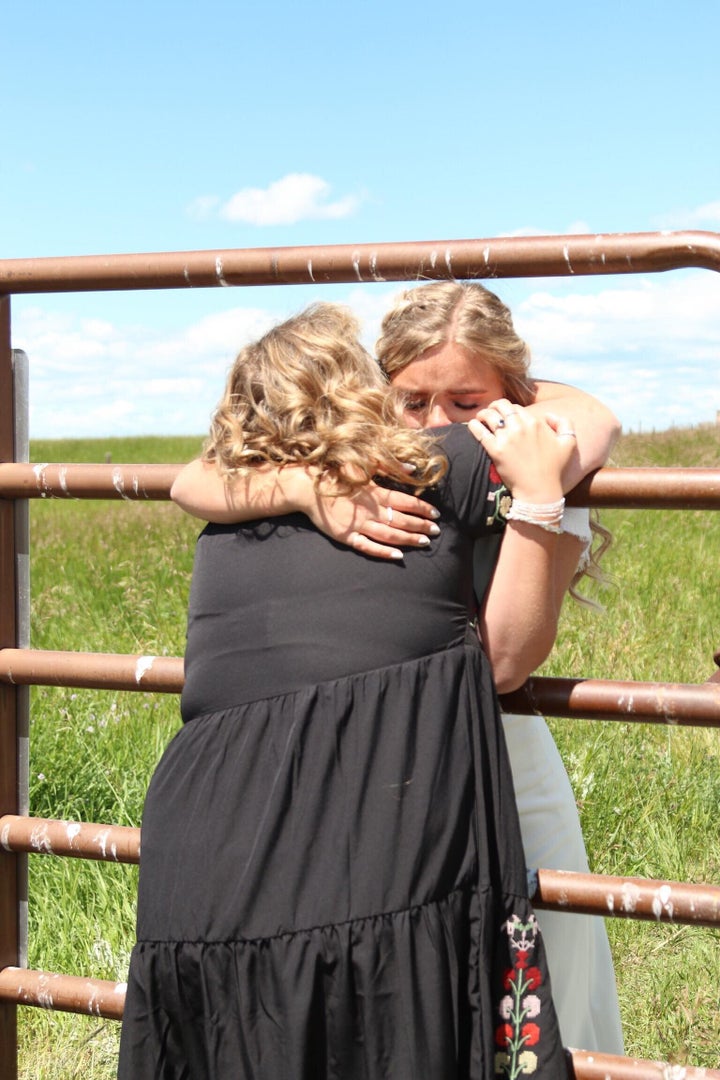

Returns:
119,885,565,1080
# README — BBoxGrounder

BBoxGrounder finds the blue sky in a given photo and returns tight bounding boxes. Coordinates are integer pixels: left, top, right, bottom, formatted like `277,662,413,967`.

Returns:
3,0,719,440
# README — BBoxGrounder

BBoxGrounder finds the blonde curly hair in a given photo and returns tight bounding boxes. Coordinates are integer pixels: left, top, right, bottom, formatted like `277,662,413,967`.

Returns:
377,281,611,605
203,302,447,496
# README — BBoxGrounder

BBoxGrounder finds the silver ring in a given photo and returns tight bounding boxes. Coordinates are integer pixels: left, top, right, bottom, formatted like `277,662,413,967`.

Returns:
386,506,394,524
557,431,578,439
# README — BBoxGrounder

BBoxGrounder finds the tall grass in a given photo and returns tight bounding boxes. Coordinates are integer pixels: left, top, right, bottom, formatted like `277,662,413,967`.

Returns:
16,426,720,1076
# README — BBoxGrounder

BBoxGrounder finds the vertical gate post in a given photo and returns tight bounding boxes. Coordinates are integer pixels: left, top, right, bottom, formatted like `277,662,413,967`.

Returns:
0,294,19,1080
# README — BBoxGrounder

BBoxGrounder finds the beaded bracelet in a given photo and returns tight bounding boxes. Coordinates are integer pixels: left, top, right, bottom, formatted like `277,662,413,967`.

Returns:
505,497,565,534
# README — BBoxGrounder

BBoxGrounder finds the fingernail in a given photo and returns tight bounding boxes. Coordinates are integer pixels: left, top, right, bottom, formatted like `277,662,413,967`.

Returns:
416,535,430,546
430,508,441,519
390,550,404,560
428,523,440,536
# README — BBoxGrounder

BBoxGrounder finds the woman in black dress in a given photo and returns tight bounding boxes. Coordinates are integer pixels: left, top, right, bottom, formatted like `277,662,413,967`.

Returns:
118,301,575,1079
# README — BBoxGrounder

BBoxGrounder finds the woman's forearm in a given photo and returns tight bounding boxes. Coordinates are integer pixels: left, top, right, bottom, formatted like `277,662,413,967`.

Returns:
479,523,560,693
170,459,312,523
529,380,621,488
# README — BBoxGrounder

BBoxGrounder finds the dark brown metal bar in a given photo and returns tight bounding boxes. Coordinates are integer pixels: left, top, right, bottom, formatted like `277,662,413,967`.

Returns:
568,1049,720,1080
0,649,183,692
569,467,720,510
0,816,139,864
0,966,717,1079
0,462,719,509
3,650,719,727
0,462,180,500
5,814,720,930
0,294,18,1078
0,231,717,294
531,868,720,927
0,967,126,1020
500,677,720,727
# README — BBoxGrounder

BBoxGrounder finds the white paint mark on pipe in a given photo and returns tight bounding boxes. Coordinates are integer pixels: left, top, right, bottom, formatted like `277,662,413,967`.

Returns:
369,254,386,281
30,821,53,854
352,252,363,281
444,249,453,276
483,246,491,265
430,250,438,269
606,893,615,912
215,257,229,287
563,245,575,274
66,823,81,844
112,469,131,500
33,463,49,491
0,822,11,850
135,655,157,683
307,259,315,282
620,881,640,913
58,466,69,495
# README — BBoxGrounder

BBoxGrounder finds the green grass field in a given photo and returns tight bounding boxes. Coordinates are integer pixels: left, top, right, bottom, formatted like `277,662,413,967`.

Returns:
14,426,720,1076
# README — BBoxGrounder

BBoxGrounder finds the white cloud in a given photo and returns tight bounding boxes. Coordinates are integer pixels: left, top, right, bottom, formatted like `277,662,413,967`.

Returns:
186,195,221,221
218,174,362,226
514,273,720,432
13,272,720,440
653,199,720,229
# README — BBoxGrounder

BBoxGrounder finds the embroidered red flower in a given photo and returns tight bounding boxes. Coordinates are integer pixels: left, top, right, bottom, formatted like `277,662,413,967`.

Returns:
495,1023,514,1047
524,967,543,990
520,1022,541,1046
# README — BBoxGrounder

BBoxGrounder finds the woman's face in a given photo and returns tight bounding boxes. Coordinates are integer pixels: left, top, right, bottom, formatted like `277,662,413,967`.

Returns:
390,342,506,428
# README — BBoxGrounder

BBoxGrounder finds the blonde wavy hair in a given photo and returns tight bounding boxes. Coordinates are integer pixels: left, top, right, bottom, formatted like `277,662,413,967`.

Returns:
203,302,447,496
377,280,535,406
377,281,611,604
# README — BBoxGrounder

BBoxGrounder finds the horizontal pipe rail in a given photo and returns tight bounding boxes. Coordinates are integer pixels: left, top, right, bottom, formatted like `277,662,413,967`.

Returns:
2,649,719,726
568,1050,720,1080
0,649,182,692
0,968,718,1080
0,232,718,295
1,462,720,510
499,677,720,726
531,868,720,927
0,463,179,500
0,967,125,1020
0,816,138,864
2,814,719,928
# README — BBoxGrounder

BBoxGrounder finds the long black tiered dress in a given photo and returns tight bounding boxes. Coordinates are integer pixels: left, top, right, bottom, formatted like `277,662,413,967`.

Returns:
118,425,565,1079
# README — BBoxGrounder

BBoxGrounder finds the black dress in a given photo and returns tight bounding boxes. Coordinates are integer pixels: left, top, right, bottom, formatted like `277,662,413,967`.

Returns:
118,425,565,1079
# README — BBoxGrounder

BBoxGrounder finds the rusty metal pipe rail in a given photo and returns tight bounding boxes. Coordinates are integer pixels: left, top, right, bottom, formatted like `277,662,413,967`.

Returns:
500,677,720,726
0,462,179,500
0,968,717,1080
0,967,126,1020
531,868,720,927
0,815,138,864
2,649,720,726
1,462,720,510
0,649,182,692
568,1050,720,1080
3,814,720,928
0,232,718,295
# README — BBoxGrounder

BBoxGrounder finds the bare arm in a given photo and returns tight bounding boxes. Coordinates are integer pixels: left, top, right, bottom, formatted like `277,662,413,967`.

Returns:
468,401,579,693
526,379,621,488
170,458,441,559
